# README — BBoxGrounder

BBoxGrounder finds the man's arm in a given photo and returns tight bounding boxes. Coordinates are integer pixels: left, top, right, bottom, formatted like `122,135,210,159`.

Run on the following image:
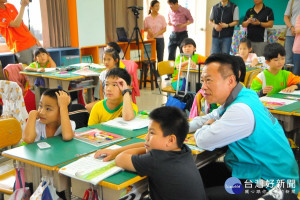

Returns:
9,0,30,28
194,103,254,151
189,106,223,132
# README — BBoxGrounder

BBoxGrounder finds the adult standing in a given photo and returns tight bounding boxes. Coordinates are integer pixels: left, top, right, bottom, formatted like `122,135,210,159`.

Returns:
242,0,274,57
0,0,40,65
210,0,239,54
167,0,193,61
293,14,300,75
190,54,299,199
284,0,299,65
144,0,166,63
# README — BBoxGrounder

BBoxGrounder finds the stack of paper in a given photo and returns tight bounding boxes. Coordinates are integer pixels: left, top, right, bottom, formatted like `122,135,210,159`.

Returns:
260,96,296,109
102,115,150,130
72,68,100,76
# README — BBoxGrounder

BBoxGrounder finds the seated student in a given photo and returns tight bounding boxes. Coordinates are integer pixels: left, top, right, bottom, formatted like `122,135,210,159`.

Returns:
88,68,137,126
94,106,206,200
25,48,56,72
106,42,126,68
236,38,259,67
251,43,300,97
86,48,120,112
172,38,206,82
190,53,299,199
23,89,75,143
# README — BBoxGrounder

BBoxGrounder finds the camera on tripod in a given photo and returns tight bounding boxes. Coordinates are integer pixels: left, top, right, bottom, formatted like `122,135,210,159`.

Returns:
128,6,143,17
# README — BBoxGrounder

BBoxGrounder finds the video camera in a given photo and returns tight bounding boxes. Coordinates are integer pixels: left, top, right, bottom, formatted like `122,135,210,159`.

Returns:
128,6,143,17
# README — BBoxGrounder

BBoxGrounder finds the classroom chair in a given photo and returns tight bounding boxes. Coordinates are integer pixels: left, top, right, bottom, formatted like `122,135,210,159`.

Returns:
246,70,262,88
139,60,159,91
0,117,22,199
69,104,89,129
157,61,176,96
0,80,28,131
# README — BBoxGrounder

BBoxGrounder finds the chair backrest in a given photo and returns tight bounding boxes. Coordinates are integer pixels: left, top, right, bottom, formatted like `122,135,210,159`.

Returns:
121,60,140,103
69,104,89,129
246,71,262,88
3,64,28,94
0,117,22,148
0,80,28,131
157,61,175,76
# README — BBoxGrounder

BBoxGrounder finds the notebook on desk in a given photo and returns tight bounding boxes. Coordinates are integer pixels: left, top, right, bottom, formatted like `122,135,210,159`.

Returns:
101,114,150,130
59,153,122,185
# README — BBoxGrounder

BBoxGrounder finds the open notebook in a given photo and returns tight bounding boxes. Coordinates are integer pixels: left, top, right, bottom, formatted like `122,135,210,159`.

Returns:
59,153,122,185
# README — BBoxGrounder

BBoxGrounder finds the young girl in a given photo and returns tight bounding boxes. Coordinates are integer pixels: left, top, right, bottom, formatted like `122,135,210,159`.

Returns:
237,38,259,67
86,48,120,112
172,38,206,83
25,48,56,72
22,89,75,144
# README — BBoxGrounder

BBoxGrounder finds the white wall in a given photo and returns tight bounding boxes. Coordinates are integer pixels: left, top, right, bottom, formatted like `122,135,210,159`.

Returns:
77,0,105,47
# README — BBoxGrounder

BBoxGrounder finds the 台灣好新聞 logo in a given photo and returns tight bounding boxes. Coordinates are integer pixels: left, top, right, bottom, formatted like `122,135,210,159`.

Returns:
224,177,243,194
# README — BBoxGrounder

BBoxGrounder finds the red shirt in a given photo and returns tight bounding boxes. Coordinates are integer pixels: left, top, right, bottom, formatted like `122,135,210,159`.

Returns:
0,3,36,53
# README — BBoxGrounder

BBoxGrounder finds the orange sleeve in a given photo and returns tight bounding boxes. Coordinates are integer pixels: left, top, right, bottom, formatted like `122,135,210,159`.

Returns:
197,55,207,64
287,72,300,86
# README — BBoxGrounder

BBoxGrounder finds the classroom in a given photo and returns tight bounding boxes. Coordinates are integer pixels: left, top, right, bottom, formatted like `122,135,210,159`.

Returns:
0,0,300,199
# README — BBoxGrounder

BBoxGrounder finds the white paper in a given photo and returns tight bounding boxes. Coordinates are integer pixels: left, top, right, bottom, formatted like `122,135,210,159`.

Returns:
279,90,300,95
59,153,122,185
69,63,91,67
72,68,100,76
44,68,56,72
102,115,150,130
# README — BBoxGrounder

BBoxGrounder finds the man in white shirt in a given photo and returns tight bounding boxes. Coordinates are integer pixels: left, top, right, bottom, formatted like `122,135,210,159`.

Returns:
190,53,299,200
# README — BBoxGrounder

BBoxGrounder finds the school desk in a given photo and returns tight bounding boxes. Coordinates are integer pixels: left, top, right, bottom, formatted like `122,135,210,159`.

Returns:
20,70,99,109
263,93,300,133
70,137,147,200
1,136,102,199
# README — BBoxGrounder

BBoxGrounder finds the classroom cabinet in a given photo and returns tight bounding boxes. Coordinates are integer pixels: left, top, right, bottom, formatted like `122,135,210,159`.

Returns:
80,39,156,65
0,47,80,68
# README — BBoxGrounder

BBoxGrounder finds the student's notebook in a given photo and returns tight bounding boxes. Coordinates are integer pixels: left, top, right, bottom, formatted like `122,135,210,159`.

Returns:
101,114,150,130
59,153,122,185
74,129,126,147
72,68,100,76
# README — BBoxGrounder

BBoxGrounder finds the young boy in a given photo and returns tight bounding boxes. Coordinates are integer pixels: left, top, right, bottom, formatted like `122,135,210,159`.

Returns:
251,43,300,96
88,68,138,125
95,106,206,200
23,89,75,143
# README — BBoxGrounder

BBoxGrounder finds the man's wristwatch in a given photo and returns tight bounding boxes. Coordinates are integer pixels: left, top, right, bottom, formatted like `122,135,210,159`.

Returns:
122,89,132,96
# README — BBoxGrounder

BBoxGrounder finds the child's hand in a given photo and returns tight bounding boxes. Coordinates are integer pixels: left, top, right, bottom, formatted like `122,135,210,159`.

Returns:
117,78,129,92
281,85,298,93
263,86,273,94
37,68,45,72
55,90,70,108
29,110,39,120
94,149,118,162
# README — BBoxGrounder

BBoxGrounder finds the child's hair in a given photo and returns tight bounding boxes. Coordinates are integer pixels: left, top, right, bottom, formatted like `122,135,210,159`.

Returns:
263,43,286,61
149,0,159,14
103,48,120,68
232,56,246,82
239,38,252,49
107,42,122,54
168,0,178,4
180,38,196,54
41,89,71,109
149,106,189,148
106,68,131,86
34,47,48,58
205,53,240,83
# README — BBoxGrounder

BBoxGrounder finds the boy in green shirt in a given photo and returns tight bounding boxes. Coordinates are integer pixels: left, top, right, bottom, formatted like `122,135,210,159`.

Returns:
251,43,300,96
